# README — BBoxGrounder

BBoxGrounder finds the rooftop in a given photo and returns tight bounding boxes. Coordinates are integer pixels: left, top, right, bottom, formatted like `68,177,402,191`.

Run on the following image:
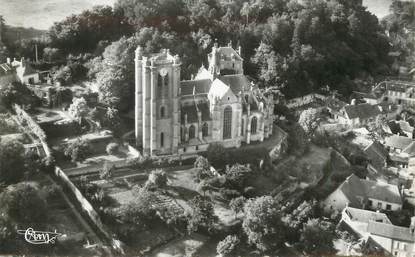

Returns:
338,174,402,206
385,135,413,150
344,104,381,120
368,221,415,242
343,207,392,224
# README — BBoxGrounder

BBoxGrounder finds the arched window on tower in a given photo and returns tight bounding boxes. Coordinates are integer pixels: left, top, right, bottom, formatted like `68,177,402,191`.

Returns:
158,74,163,97
251,116,257,134
223,106,232,139
160,106,165,118
164,73,169,97
160,132,164,147
202,123,208,137
164,73,169,86
241,118,244,136
189,125,195,139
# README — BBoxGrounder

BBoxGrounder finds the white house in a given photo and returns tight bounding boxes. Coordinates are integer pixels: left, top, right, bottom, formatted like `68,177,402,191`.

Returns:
324,174,402,212
341,207,415,257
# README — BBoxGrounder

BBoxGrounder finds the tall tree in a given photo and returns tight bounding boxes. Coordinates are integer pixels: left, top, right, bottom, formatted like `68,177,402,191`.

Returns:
0,139,26,185
242,196,286,252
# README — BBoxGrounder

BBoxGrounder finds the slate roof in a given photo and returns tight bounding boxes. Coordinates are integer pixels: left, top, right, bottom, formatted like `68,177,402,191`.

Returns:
181,102,211,124
385,135,413,150
343,104,381,120
344,207,392,224
218,74,251,94
180,79,211,96
338,174,402,206
212,46,243,61
368,221,415,242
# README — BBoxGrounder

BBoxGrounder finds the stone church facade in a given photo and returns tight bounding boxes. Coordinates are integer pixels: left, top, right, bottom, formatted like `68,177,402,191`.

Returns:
135,43,274,156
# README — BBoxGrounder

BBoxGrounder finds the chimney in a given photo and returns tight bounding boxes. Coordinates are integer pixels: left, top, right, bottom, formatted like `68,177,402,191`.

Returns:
228,40,232,47
6,57,10,64
21,57,25,67
238,46,242,56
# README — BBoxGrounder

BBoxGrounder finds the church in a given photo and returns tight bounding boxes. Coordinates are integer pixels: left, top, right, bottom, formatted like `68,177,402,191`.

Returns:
134,42,275,156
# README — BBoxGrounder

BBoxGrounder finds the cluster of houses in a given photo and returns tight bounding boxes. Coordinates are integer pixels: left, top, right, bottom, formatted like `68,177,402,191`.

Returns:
288,80,415,256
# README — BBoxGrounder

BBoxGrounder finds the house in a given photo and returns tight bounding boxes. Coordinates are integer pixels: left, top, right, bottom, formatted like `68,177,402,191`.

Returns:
0,57,40,85
398,121,415,138
340,207,415,257
324,174,402,212
384,80,415,107
335,103,381,128
385,135,414,154
364,141,389,171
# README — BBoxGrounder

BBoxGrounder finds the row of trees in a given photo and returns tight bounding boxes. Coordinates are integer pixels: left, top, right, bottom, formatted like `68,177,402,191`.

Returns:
37,0,395,111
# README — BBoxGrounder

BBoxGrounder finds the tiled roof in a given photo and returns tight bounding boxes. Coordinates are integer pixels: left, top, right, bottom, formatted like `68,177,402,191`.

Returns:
344,207,391,224
368,221,415,242
180,79,211,96
343,104,381,120
364,141,389,161
338,174,402,206
403,142,415,156
398,120,414,133
385,135,413,150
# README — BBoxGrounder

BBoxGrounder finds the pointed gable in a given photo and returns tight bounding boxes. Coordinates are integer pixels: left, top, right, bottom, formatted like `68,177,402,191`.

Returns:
208,78,237,102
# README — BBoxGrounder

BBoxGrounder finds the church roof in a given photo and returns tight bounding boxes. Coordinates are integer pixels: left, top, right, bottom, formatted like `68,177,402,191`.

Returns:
180,79,211,96
180,102,211,124
218,74,252,94
209,79,231,100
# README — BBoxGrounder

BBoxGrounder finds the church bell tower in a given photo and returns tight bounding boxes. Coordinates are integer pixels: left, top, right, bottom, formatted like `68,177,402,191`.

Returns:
135,47,181,156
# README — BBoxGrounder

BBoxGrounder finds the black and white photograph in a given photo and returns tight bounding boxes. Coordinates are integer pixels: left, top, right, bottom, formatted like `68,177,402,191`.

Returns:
0,0,414,256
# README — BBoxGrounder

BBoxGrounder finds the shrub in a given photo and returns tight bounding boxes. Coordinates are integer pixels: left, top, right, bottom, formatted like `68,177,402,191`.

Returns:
64,138,92,162
207,143,229,169
216,235,240,256
106,142,120,155
243,186,257,198
145,169,168,189
100,161,115,180
219,188,241,200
